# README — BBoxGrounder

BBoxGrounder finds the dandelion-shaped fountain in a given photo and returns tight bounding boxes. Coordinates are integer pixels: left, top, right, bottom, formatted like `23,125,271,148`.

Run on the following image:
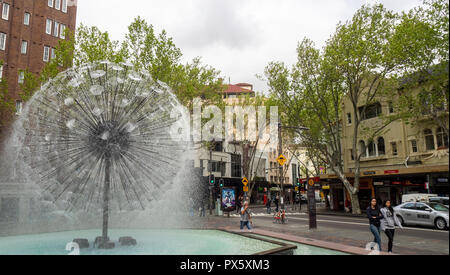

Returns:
14,61,190,248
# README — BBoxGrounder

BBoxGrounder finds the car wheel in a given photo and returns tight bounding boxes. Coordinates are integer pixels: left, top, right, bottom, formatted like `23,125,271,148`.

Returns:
435,217,447,230
397,215,405,226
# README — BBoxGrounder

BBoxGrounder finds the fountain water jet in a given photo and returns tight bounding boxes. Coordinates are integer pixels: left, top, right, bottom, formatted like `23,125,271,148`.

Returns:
4,61,191,247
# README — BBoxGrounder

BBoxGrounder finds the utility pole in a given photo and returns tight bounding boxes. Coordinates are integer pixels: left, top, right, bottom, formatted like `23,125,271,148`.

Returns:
278,122,285,210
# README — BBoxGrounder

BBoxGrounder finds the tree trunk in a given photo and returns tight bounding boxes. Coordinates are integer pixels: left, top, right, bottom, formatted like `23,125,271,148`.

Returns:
351,192,361,215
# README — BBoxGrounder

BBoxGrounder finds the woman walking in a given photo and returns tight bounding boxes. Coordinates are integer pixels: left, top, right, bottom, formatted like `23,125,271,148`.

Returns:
380,200,403,254
366,198,383,252
240,201,252,231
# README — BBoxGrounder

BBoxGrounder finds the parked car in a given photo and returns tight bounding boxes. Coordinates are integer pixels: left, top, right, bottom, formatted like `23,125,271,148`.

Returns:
401,193,438,203
429,197,449,207
394,202,449,230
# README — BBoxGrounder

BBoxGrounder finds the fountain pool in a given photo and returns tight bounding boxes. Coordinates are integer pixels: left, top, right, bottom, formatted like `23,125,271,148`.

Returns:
0,229,286,255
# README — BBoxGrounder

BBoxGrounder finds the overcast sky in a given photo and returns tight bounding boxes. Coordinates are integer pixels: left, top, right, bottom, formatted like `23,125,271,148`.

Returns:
76,0,422,93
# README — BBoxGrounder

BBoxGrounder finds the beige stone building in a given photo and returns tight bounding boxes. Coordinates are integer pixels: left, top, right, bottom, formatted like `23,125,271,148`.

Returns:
323,83,448,210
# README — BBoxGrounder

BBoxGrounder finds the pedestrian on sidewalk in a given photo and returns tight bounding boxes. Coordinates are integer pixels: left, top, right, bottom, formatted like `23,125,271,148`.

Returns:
266,198,271,214
189,197,195,217
274,194,279,212
367,198,383,252
380,200,403,254
240,201,252,231
236,194,243,214
199,198,206,217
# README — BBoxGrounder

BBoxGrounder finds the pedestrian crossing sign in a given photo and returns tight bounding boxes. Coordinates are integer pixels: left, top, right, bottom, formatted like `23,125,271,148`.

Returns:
277,155,287,166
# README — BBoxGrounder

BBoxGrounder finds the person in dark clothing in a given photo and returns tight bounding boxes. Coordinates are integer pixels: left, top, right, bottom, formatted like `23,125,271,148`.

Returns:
266,198,272,214
236,195,243,214
274,195,279,212
367,198,383,252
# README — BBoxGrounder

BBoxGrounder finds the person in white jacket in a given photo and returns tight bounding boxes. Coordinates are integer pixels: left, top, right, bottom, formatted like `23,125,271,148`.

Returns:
380,200,403,254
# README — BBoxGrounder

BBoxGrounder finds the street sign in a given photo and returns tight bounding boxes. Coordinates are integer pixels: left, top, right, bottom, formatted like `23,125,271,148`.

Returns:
242,177,249,186
243,186,249,192
277,155,287,166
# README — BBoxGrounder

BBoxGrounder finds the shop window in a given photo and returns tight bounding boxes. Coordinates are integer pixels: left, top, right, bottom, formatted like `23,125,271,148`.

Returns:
436,127,449,149
424,129,435,151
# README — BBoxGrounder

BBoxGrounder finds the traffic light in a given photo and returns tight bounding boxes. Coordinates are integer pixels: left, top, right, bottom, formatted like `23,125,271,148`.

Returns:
219,179,224,188
209,174,215,185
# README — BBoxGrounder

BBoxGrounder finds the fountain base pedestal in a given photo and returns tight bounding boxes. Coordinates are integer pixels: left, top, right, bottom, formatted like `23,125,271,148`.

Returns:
94,236,115,249
73,239,90,249
119,236,137,246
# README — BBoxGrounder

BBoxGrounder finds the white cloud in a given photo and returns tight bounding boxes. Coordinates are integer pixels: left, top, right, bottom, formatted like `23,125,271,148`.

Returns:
77,0,422,93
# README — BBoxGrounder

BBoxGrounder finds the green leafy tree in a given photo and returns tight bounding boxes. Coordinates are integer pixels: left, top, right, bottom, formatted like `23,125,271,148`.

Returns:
264,3,436,214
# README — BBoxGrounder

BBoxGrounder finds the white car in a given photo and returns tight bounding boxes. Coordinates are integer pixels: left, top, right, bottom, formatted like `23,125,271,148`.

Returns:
394,202,449,230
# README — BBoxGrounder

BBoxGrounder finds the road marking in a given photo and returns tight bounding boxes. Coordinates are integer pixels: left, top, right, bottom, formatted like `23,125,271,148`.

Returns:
285,217,449,233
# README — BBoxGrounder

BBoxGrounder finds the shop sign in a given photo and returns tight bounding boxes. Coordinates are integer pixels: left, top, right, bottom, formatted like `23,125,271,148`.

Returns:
374,182,384,186
392,181,401,185
322,185,330,190
363,171,376,176
384,170,399,175
437,178,448,183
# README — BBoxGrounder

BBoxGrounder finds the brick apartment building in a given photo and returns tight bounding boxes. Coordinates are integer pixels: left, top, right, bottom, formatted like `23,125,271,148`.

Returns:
0,0,77,135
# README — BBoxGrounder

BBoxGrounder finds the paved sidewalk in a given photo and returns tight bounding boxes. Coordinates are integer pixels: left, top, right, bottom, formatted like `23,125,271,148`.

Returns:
248,204,366,218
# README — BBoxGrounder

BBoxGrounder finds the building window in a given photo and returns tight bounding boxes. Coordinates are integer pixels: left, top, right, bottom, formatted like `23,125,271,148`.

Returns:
436,127,449,149
48,0,54,8
388,102,394,114
359,103,382,121
350,149,355,161
2,3,9,20
347,113,352,125
424,129,435,151
377,137,385,156
359,140,366,158
21,41,28,54
51,48,56,60
53,22,60,37
43,46,50,62
368,141,376,157
46,19,53,35
0,65,3,79
18,71,25,84
62,0,68,13
24,12,31,25
391,142,398,156
60,24,66,39
0,32,6,51
411,140,418,153
231,154,242,178
55,0,61,10
16,100,23,115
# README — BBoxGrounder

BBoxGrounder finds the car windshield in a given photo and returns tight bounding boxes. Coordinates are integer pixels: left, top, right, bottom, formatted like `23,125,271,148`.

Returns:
428,203,449,212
